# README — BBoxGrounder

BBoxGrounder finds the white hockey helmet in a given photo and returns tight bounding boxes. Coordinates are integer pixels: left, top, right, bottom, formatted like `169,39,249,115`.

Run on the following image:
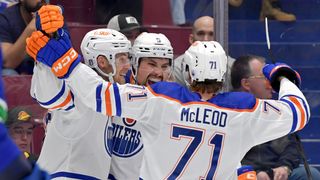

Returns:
131,32,174,77
182,41,227,85
80,28,131,81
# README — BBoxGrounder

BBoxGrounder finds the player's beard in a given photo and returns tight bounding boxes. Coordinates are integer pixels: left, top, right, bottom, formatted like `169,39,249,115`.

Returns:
23,1,43,13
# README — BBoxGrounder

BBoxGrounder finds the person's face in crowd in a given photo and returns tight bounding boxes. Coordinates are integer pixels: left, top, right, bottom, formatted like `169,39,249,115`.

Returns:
136,57,171,86
189,16,214,44
21,0,43,13
9,123,34,152
123,29,141,45
245,59,272,99
113,53,130,84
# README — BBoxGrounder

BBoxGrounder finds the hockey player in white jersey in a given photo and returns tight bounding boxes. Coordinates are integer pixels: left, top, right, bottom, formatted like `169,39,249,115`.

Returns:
27,27,310,179
30,15,132,179
31,5,174,179
107,32,174,180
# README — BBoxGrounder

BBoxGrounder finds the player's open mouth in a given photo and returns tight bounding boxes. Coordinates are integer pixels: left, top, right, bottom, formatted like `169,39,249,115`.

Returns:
147,78,161,85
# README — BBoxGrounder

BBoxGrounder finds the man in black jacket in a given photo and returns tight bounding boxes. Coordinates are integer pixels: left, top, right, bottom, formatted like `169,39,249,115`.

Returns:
232,55,320,180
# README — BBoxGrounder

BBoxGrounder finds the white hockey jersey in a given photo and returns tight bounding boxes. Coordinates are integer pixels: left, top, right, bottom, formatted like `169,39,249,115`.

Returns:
31,63,114,180
66,63,310,180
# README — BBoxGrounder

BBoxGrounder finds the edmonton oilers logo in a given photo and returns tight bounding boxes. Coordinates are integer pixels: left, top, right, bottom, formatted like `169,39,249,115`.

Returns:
107,117,143,157
104,117,114,156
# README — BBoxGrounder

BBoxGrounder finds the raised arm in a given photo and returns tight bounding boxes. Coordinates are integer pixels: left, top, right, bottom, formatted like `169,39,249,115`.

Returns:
246,63,310,146
31,62,74,111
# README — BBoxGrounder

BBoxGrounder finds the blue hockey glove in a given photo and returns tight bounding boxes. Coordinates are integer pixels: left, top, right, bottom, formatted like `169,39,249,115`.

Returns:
26,29,81,79
263,62,301,92
36,5,64,34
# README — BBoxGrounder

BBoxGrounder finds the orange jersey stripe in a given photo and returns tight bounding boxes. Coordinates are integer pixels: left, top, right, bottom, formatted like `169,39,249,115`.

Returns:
105,83,112,116
289,96,306,130
50,91,72,110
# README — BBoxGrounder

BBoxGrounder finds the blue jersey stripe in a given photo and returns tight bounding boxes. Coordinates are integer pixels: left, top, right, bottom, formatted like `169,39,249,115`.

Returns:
37,81,66,106
280,98,298,133
108,173,116,180
96,83,103,112
50,171,100,180
65,104,75,111
113,83,122,116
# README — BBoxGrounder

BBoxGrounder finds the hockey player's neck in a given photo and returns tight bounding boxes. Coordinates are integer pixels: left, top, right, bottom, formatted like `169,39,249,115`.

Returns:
199,92,215,101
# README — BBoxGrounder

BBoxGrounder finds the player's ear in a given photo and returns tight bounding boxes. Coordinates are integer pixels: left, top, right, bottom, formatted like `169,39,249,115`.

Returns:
97,55,109,69
97,55,114,74
189,34,194,45
241,78,251,91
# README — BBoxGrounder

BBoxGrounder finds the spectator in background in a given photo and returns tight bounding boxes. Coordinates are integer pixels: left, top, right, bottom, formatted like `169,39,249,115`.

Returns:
107,14,145,45
6,106,38,163
173,16,234,91
232,55,320,180
172,0,295,25
260,0,296,22
170,0,213,26
0,0,43,75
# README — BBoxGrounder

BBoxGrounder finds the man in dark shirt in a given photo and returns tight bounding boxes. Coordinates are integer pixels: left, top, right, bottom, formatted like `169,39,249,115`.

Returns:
0,0,43,75
232,55,320,180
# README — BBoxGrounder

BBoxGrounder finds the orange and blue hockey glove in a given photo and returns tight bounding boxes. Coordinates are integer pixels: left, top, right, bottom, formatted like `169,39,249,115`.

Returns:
26,29,81,79
263,62,301,92
238,165,257,180
36,5,64,34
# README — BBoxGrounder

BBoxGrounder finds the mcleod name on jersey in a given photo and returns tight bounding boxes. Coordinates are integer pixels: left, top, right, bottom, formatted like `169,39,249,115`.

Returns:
181,107,228,127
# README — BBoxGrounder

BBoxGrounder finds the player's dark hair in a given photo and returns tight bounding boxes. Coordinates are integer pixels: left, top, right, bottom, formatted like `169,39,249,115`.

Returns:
231,55,265,90
190,80,223,94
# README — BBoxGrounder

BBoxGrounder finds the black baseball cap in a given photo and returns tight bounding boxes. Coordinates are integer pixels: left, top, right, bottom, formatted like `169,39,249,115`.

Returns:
5,106,34,127
107,14,141,33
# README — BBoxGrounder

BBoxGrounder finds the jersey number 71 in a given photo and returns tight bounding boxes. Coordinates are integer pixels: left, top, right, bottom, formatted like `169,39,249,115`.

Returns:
166,124,224,179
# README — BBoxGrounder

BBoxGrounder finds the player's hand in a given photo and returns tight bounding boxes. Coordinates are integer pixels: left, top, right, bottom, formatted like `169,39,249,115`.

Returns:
26,29,81,78
36,5,64,34
263,62,301,92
